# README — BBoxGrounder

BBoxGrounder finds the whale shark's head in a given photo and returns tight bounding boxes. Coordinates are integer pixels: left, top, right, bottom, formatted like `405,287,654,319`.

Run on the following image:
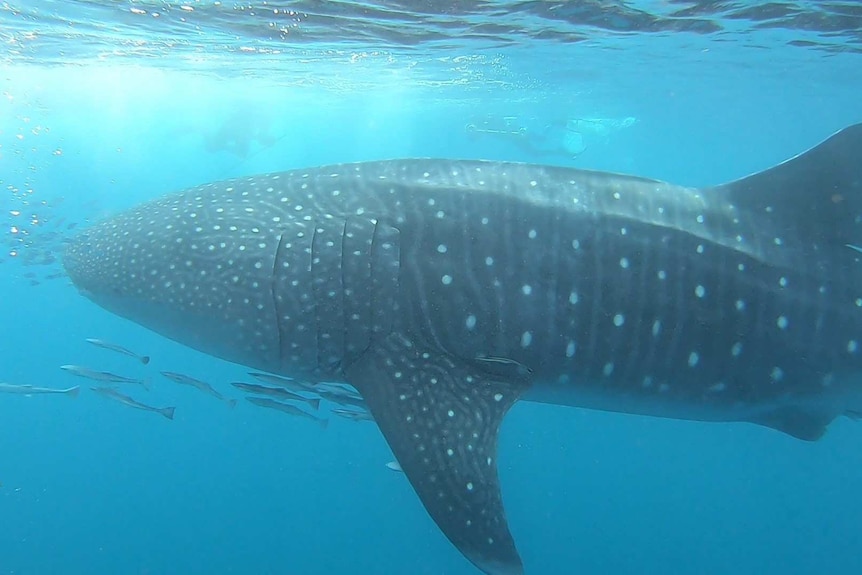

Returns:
64,202,281,375
64,176,319,377
64,168,401,382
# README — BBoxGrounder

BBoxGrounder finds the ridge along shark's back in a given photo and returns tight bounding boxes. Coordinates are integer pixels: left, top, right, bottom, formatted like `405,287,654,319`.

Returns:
64,123,862,574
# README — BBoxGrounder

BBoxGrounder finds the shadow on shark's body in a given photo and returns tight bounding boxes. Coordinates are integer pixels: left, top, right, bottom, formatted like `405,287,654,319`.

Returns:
64,124,862,574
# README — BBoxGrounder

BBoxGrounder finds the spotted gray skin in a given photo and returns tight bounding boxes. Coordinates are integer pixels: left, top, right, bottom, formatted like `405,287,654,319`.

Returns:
64,124,862,575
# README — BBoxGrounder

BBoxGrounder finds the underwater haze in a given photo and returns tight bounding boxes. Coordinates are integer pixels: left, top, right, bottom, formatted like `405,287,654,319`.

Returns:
2,1,862,574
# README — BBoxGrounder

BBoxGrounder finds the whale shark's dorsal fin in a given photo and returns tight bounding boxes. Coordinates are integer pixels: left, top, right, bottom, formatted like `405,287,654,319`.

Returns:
713,123,862,263
346,332,530,575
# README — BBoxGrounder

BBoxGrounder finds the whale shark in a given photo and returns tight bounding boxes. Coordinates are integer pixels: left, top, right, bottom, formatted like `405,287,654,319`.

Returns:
64,123,862,574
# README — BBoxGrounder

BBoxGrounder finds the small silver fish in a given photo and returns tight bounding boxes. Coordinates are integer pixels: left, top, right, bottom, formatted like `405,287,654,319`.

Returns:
385,461,403,473
245,396,328,428
318,389,368,410
474,355,533,376
91,387,175,420
331,407,374,422
85,338,150,364
248,372,317,393
161,371,236,408
231,381,320,410
60,365,149,388
313,382,363,400
0,382,79,397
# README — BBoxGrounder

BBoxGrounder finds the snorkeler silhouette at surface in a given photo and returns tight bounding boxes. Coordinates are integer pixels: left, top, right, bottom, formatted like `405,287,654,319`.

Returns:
466,115,637,162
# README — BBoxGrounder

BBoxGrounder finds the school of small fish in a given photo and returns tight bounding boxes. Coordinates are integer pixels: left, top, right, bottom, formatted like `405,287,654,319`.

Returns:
1,337,375,430
2,192,90,287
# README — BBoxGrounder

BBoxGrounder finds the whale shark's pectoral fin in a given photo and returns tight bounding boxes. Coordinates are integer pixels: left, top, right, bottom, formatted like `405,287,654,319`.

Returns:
345,332,530,575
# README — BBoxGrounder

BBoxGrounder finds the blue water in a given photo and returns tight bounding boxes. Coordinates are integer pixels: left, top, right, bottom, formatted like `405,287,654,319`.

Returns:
2,2,862,574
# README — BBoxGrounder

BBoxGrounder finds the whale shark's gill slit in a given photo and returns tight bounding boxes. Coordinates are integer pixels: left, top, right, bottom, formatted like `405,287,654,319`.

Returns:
342,218,376,367
545,211,562,367
620,223,646,385
368,219,401,342
311,224,323,371
311,219,348,374
663,236,685,372
338,218,348,369
272,231,289,367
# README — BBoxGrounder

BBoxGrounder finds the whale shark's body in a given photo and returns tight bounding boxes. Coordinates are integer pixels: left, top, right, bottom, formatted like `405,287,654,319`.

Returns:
64,124,862,574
